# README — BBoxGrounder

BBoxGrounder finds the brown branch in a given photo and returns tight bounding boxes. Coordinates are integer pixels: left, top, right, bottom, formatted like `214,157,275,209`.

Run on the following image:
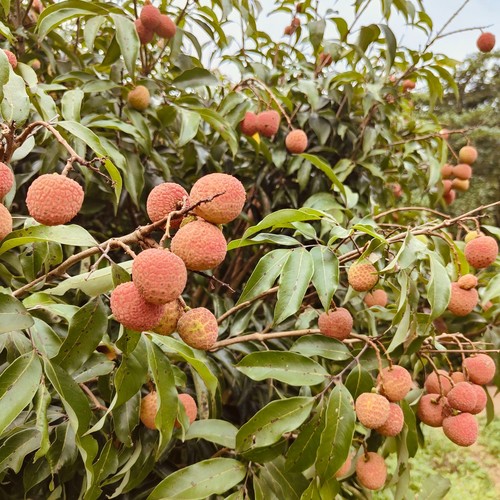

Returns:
389,127,477,146
217,287,279,324
80,383,107,411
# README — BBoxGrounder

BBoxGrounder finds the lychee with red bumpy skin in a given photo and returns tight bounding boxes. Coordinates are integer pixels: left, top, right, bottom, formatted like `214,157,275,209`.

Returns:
469,384,487,414
424,369,452,395
356,452,387,490
441,164,453,178
190,173,246,224
153,300,184,336
0,204,13,240
26,174,84,226
291,16,300,27
451,371,466,384
348,261,378,292
284,25,293,36
146,182,188,229
364,289,388,308
464,235,498,269
377,365,413,402
171,219,227,271
448,282,478,316
442,179,452,195
317,307,353,340
452,163,472,180
257,110,280,137
140,392,158,430
458,146,478,165
477,32,496,53
376,403,404,436
128,85,150,111
175,393,197,428
402,79,415,91
240,112,259,136
132,249,187,305
417,394,449,427
134,19,154,44
463,354,496,385
0,162,14,199
335,454,353,478
447,382,477,412
355,393,390,429
155,14,176,39
140,2,161,30
110,282,165,332
285,129,308,154
3,50,17,68
177,307,218,350
444,189,456,205
457,274,478,290
442,413,478,447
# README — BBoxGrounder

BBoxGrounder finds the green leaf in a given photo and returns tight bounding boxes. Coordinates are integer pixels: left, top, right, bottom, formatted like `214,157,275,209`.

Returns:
345,365,373,399
236,351,328,386
290,335,351,361
418,474,451,499
84,439,119,500
173,68,218,89
0,429,41,474
58,120,107,155
0,351,42,435
300,154,346,198
0,293,34,334
310,247,339,311
185,419,238,448
61,89,84,121
236,397,314,453
113,391,140,447
427,255,451,321
1,71,30,125
111,14,139,78
308,20,326,51
178,108,201,146
258,456,309,500
148,458,246,500
379,24,396,71
0,50,9,87
33,384,52,461
388,302,411,353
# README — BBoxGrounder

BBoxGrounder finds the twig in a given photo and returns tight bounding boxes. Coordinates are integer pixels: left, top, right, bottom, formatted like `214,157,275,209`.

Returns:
80,383,107,411
389,127,477,146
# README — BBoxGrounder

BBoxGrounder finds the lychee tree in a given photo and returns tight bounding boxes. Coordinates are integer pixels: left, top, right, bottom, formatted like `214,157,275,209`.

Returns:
0,0,498,498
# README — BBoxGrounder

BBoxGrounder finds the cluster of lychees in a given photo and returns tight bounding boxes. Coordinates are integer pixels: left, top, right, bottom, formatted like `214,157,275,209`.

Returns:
440,145,478,205
134,0,176,46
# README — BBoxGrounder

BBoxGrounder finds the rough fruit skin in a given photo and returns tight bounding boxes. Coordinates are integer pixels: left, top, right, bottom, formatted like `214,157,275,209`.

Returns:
451,371,466,384
355,393,390,429
376,403,404,436
444,189,456,205
348,262,378,292
284,25,293,36
110,282,165,332
470,384,487,414
452,163,472,180
448,282,478,316
0,162,14,199
240,112,259,136
317,307,353,340
140,392,158,430
132,249,187,305
190,173,246,224
128,85,150,111
3,50,17,68
335,455,352,478
457,274,478,290
171,219,227,271
477,32,495,53
26,174,84,226
447,382,477,412
458,146,478,165
424,370,452,395
153,300,184,335
134,19,154,44
441,164,453,177
285,129,308,153
364,289,388,308
257,110,280,137
155,14,176,38
464,235,498,269
402,79,415,91
451,178,469,192
356,452,387,490
140,3,161,30
442,179,452,195
0,204,13,240
442,413,478,447
378,365,413,402
463,354,496,385
177,307,218,350
417,394,449,427
175,393,197,428
146,182,188,229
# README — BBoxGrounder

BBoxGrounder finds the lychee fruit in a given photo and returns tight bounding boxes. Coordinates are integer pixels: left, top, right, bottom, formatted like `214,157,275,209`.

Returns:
458,146,478,165
318,52,333,67
317,307,353,340
291,17,300,27
424,369,452,395
240,111,259,136
132,249,187,305
469,384,488,414
451,371,466,384
356,452,387,490
391,183,402,198
0,162,14,199
417,394,449,427
463,354,496,385
439,129,450,140
284,25,294,36
257,110,280,138
155,14,176,39
153,300,184,336
110,282,165,332
175,393,197,428
140,391,158,430
140,2,161,30
442,179,452,195
447,382,477,412
442,413,478,447
441,164,453,177
189,173,246,224
444,189,456,205
177,307,218,350
26,174,84,226
402,79,415,91
376,403,404,436
3,50,17,68
452,163,472,180
364,289,388,308
464,235,498,269
0,204,13,240
447,282,478,316
285,129,308,154
451,178,469,192
348,261,378,292
128,85,150,111
377,365,413,402
146,182,188,229
335,455,352,478
134,19,154,44
457,274,478,290
355,393,390,429
171,219,227,271
477,32,496,53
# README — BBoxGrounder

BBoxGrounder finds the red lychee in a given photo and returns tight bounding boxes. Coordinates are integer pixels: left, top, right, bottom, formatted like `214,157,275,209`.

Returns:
469,384,487,414
257,110,280,138
140,2,161,30
451,178,469,192
477,32,496,53
317,307,353,340
128,85,150,111
356,452,387,490
417,394,449,427
348,261,378,292
3,50,17,68
463,354,496,385
452,163,472,180
155,14,176,39
377,365,413,402
464,235,498,269
441,164,453,178
442,413,478,447
0,163,14,199
285,129,308,153
240,112,259,136
135,19,154,44
402,79,416,91
442,179,452,195
447,382,477,413
140,391,158,429
444,189,456,205
146,182,188,229
376,403,404,437
175,393,197,428
458,146,478,165
177,307,218,350
0,204,13,240
447,282,478,316
355,393,390,429
457,274,478,290
364,289,388,308
153,300,184,336
424,369,452,395
451,371,466,384
335,454,352,478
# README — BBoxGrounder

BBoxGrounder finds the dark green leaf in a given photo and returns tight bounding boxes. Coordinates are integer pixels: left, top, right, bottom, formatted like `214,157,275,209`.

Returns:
310,247,339,311
290,335,351,361
0,293,34,334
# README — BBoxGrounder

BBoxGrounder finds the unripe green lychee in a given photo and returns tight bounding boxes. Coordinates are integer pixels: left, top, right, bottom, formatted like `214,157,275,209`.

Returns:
177,307,218,350
441,164,453,177
26,174,84,226
3,49,17,68
377,365,413,402
240,111,259,136
317,307,353,340
355,452,387,490
458,146,478,165
452,163,472,180
140,391,158,430
417,394,449,427
364,289,388,308
469,384,487,414
135,19,154,44
447,382,477,413
0,163,14,199
457,274,478,290
285,129,308,154
190,173,246,224
448,282,478,316
153,300,184,336
348,261,378,292
132,249,187,305
110,282,165,332
335,454,353,478
477,32,496,52
155,14,176,39
146,182,188,229
464,235,498,269
376,403,404,436
355,393,390,429
140,2,161,30
257,110,280,137
128,85,150,111
424,369,452,395
0,204,13,240
442,413,478,447
464,230,482,244
171,219,227,271
175,393,197,428
463,354,496,385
